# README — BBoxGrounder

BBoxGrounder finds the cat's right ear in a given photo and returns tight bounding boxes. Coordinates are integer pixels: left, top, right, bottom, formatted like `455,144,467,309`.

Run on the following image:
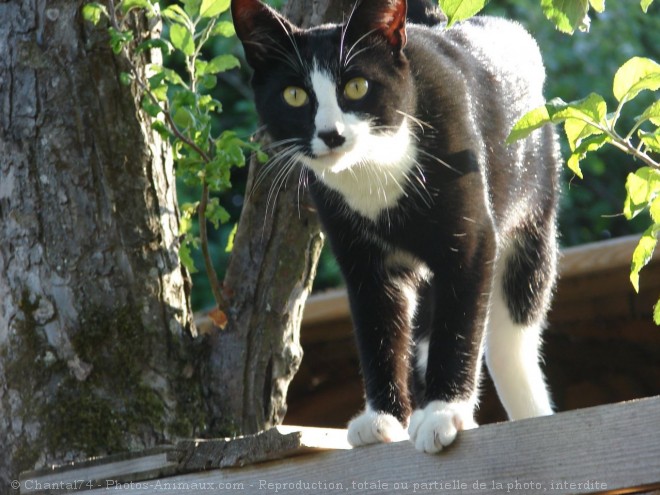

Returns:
231,0,297,69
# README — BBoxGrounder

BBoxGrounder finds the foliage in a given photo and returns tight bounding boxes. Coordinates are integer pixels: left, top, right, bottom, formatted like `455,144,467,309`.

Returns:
82,0,265,315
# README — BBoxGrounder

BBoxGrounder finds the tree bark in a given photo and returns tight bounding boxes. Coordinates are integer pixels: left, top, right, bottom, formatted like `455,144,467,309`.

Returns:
202,0,353,436
0,1,197,489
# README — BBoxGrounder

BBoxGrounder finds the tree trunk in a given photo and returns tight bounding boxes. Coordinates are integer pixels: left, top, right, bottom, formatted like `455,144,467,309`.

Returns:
202,0,354,436
0,1,197,489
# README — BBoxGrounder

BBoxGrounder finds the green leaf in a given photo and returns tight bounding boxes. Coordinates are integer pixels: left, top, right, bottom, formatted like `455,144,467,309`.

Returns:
566,134,609,179
541,0,589,34
650,196,660,224
151,121,171,138
630,227,658,292
506,105,552,144
151,84,168,102
205,199,231,228
183,0,202,17
169,24,194,56
641,0,655,13
205,54,241,74
508,94,606,147
173,107,195,128
588,0,604,12
563,117,603,152
161,5,192,26
639,129,660,153
108,27,134,54
136,38,173,55
623,167,660,219
82,2,108,25
179,243,197,273
119,72,132,86
225,223,239,253
200,0,231,18
553,92,607,124
613,57,660,103
210,21,236,37
200,74,217,90
439,0,490,27
638,100,660,126
141,97,162,118
654,297,660,325
121,0,151,13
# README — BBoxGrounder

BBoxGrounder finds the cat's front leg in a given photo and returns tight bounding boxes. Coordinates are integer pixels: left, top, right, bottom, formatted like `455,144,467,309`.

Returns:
339,251,416,447
408,237,495,453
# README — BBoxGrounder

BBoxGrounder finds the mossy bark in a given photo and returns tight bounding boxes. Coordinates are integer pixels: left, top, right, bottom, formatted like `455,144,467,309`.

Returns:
0,1,197,489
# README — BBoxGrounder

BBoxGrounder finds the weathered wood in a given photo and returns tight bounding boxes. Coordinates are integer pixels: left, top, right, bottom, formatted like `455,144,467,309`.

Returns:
19,427,349,493
43,396,655,495
171,426,350,471
20,448,179,494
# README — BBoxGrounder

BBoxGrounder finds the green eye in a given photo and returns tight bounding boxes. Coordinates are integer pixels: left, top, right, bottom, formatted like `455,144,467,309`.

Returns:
344,77,369,100
283,86,308,107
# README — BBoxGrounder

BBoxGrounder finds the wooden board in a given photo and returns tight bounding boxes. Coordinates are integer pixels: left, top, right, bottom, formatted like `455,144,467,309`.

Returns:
19,427,349,494
23,397,659,495
299,235,660,325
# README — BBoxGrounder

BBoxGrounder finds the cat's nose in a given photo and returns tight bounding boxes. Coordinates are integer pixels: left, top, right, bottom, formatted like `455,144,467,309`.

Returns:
317,130,346,149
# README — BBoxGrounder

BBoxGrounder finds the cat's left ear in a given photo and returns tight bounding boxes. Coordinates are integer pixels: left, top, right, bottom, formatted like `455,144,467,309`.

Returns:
347,0,408,51
231,0,298,69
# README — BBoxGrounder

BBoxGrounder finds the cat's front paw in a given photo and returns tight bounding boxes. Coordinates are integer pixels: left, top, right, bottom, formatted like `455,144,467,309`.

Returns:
347,408,409,447
408,401,477,454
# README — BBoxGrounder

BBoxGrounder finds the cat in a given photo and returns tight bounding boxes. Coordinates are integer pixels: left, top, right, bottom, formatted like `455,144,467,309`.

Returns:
231,0,560,453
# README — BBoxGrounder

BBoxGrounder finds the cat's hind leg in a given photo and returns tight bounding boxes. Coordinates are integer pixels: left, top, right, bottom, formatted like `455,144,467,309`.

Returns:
485,226,557,420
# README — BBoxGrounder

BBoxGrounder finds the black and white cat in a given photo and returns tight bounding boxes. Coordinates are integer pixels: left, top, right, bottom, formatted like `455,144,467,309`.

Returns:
232,0,560,453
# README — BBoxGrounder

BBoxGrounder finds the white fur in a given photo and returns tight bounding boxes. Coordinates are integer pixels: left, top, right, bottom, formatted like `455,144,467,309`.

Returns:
347,406,409,447
408,400,478,454
415,337,429,380
484,245,554,420
299,67,417,221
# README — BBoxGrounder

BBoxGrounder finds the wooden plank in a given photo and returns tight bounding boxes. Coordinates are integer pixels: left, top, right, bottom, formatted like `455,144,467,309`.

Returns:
76,396,660,495
19,427,349,494
171,426,350,471
300,236,660,325
20,448,179,493
301,287,350,326
559,235,660,278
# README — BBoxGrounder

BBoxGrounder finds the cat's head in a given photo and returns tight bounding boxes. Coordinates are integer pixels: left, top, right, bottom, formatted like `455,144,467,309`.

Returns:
231,0,416,179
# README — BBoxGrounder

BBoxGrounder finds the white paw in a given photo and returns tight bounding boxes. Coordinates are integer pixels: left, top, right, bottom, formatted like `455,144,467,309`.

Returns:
347,408,409,447
408,401,477,454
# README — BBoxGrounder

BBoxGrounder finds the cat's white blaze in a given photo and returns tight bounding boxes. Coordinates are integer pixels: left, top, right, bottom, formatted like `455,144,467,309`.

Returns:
485,245,554,419
310,68,346,140
300,67,417,221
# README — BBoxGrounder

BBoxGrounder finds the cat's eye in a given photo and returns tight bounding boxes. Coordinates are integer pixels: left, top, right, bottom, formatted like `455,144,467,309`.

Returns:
282,86,308,107
344,77,369,101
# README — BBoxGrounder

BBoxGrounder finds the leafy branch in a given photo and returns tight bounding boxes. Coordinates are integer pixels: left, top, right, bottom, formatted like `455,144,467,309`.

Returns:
83,0,265,321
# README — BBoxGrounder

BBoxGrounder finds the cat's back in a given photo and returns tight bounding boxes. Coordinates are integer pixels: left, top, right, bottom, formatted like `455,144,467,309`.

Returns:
406,17,547,112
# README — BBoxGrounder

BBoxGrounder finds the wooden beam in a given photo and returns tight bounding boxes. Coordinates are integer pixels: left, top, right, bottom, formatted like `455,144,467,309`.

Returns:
23,397,659,495
301,235,660,325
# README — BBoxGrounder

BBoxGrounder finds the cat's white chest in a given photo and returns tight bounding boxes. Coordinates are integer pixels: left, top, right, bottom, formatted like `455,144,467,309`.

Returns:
317,150,415,220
